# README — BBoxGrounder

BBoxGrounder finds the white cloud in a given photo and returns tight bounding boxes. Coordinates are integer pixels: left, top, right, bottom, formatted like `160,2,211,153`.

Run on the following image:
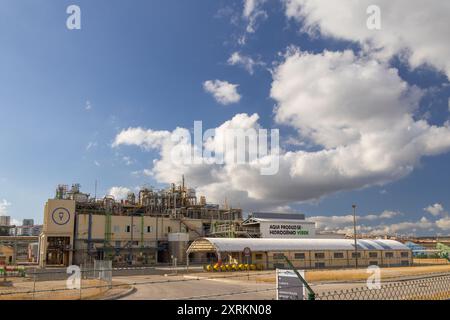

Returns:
424,203,446,216
369,217,435,236
448,97,450,112
108,187,132,200
270,49,450,200
228,52,265,75
203,80,242,105
379,210,400,219
436,217,450,231
243,0,268,34
85,100,92,111
112,127,171,150
309,210,400,231
94,160,100,167
0,199,11,216
113,48,450,212
311,213,435,237
283,0,450,79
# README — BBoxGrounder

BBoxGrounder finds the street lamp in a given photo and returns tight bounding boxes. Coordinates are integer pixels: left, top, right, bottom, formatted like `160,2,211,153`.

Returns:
352,204,358,269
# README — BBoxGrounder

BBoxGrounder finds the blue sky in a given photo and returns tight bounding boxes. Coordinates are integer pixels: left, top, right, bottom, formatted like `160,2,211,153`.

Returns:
1,0,450,236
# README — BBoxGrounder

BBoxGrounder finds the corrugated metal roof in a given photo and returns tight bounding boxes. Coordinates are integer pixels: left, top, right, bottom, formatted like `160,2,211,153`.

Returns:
191,238,410,252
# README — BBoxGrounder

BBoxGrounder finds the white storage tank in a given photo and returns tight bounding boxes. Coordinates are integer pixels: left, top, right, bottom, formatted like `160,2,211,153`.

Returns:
168,233,189,264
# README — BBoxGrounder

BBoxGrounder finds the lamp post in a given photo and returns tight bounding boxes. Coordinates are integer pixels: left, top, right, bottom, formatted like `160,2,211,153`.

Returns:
352,204,358,269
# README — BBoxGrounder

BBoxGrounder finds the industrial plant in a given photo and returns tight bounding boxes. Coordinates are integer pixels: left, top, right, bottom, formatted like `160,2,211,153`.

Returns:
38,178,246,267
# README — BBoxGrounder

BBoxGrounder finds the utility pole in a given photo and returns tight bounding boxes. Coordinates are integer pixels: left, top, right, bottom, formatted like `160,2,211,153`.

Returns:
130,214,134,265
352,204,358,269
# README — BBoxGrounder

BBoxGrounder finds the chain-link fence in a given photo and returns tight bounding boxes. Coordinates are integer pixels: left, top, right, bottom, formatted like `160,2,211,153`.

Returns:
316,273,450,300
1,263,449,300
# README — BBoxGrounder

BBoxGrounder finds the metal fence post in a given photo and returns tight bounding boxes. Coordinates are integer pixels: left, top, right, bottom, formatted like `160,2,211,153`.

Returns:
79,265,82,300
32,269,36,300
283,255,316,300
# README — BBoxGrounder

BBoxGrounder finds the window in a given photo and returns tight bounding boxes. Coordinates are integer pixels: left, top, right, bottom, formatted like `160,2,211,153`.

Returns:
385,252,394,258
147,226,152,233
273,253,284,260
273,263,285,269
315,262,326,269
167,226,172,233
126,225,131,233
352,252,361,258
401,252,409,258
113,225,120,233
401,260,410,266
369,261,378,266
315,252,325,259
294,253,305,260
255,254,263,260
333,252,344,259
369,252,378,258
115,241,121,248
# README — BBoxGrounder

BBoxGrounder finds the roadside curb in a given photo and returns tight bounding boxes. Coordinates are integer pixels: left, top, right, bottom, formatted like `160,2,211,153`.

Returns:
99,286,136,300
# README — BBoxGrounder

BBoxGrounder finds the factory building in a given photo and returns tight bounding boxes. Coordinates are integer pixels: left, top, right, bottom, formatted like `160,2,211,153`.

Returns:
38,181,242,267
242,212,316,238
187,238,413,269
209,212,316,238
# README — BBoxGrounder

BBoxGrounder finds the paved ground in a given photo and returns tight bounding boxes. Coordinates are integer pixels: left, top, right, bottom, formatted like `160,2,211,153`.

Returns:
117,273,276,300
116,271,450,300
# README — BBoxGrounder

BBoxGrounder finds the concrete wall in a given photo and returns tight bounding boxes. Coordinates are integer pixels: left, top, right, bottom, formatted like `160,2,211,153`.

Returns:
75,214,203,243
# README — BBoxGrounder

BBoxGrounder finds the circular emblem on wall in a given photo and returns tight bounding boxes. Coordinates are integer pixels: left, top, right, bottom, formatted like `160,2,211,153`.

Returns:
51,207,71,225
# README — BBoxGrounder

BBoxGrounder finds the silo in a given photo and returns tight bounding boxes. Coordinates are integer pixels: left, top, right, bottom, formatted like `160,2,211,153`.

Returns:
168,233,189,264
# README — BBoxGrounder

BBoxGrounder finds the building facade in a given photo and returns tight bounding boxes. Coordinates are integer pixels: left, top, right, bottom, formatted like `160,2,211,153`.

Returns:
242,212,316,238
187,238,413,269
0,216,10,227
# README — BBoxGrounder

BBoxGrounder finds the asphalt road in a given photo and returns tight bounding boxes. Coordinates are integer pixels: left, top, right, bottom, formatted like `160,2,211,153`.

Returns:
116,274,276,300
115,271,450,300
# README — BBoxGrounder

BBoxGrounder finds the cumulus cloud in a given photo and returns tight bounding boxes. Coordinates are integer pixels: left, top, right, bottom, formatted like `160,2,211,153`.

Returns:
311,207,450,236
364,217,435,236
309,210,400,231
113,49,450,212
312,212,435,237
108,187,132,200
283,0,450,78
203,80,242,105
112,127,171,150
424,203,446,216
228,52,265,75
436,217,450,231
